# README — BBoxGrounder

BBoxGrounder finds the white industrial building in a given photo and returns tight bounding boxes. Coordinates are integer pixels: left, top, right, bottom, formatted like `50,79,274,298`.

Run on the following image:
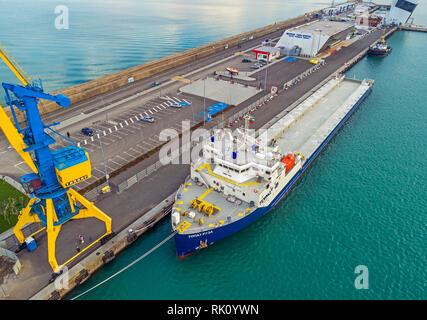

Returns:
386,0,418,25
275,20,354,58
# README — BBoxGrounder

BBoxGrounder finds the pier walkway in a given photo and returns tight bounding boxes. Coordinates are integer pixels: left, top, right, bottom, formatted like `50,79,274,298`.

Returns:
399,25,427,33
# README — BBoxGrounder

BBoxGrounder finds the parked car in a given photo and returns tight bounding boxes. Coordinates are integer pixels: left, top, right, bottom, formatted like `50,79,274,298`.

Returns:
258,59,268,65
170,102,183,108
140,115,154,123
81,127,94,136
152,81,161,87
250,63,261,69
241,58,252,63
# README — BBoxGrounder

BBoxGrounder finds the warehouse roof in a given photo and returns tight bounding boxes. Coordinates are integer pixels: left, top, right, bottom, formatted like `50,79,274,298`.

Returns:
252,46,280,54
286,20,354,36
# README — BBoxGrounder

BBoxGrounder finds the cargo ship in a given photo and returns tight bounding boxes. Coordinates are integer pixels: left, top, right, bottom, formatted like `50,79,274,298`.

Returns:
171,75,374,257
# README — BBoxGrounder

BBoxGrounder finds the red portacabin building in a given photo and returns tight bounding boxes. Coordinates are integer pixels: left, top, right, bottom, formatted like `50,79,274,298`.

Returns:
252,46,280,62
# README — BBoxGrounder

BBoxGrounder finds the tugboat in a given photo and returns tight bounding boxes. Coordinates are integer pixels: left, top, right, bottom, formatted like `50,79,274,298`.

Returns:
368,35,392,57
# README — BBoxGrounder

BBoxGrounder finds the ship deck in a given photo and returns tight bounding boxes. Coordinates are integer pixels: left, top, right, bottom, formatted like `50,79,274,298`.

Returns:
174,178,252,234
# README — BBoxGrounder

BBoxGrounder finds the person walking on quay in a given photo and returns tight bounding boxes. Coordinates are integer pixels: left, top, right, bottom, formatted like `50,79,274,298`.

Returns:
75,240,80,253
78,234,84,244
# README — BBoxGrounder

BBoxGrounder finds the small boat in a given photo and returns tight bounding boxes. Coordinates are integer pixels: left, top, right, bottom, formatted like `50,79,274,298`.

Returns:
368,35,392,57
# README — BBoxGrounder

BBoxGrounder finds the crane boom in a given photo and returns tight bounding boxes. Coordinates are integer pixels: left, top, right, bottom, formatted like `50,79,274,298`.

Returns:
0,42,31,86
0,42,38,172
0,106,38,173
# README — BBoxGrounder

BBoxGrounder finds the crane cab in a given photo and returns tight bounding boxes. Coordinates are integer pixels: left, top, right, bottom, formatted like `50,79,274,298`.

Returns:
52,146,91,188
19,173,42,194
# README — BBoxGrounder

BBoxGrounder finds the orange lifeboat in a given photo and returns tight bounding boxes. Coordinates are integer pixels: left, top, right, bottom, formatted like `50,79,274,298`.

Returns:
281,154,295,172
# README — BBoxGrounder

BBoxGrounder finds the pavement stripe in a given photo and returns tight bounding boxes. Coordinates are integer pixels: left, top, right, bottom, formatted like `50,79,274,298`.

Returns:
123,151,136,159
116,154,128,162
93,167,105,175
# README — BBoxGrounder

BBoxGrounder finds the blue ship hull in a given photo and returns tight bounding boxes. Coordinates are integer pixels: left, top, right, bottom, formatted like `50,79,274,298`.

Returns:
174,86,372,257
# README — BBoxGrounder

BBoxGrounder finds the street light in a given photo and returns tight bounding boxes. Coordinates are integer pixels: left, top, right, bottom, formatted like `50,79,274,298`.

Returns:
264,56,269,91
317,30,323,55
93,121,109,187
203,77,206,126
189,98,195,123
140,129,144,155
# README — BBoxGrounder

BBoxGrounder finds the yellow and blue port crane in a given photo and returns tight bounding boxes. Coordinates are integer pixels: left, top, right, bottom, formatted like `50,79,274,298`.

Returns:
0,42,113,273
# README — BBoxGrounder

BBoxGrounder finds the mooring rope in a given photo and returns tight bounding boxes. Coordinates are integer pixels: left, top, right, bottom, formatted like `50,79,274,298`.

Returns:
71,231,177,300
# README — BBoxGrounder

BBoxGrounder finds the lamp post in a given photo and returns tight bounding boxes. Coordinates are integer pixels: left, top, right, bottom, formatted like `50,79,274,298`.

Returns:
264,56,269,91
203,77,206,126
93,121,109,187
189,98,195,123
140,129,144,155
317,30,323,56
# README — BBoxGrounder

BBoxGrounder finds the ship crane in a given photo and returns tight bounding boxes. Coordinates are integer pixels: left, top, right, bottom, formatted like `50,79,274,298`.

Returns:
0,43,113,273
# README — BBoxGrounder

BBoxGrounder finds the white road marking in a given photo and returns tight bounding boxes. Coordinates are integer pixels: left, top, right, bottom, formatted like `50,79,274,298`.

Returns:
93,167,105,175
120,127,135,134
135,144,145,150
129,147,139,154
123,151,135,158
108,159,121,167
116,154,128,162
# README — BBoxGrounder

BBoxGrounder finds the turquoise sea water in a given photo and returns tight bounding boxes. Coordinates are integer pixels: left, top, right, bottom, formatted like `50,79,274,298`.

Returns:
0,1,425,299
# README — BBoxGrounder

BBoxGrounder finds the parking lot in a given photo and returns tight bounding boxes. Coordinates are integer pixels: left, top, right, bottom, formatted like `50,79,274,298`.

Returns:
45,94,200,190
